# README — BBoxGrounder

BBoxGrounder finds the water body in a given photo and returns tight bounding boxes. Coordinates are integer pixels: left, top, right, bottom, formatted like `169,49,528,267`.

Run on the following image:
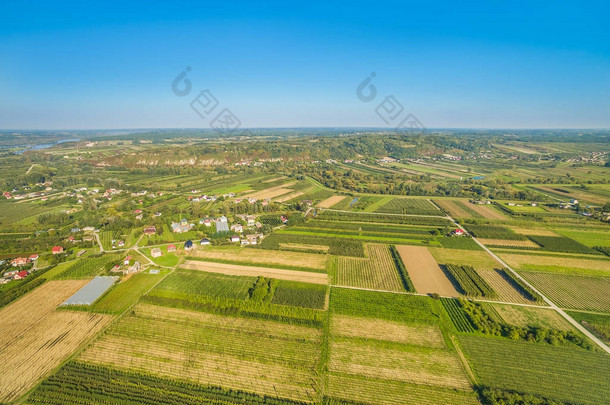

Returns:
14,138,80,154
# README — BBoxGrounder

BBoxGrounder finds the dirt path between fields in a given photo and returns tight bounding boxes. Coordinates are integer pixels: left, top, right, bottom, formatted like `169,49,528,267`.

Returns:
181,260,329,284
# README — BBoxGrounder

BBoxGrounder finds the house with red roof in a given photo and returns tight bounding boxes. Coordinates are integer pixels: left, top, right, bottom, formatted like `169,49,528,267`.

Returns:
14,270,29,280
124,256,132,266
29,254,39,261
51,246,64,254
453,229,464,236
167,244,177,252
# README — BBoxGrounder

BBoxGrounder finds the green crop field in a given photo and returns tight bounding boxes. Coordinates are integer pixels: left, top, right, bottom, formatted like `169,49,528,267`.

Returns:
54,254,118,279
520,271,610,312
78,303,323,402
336,244,404,291
28,361,306,405
461,335,610,405
374,197,441,215
90,270,168,313
327,287,477,405
146,269,326,325
271,280,327,309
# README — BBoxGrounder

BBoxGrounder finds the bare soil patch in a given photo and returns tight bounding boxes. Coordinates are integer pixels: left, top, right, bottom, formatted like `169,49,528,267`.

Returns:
465,202,507,219
242,182,296,200
317,195,347,208
395,245,459,296
181,260,329,284
190,247,328,270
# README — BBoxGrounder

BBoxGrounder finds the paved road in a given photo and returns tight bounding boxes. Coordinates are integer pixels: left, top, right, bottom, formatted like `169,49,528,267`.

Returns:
450,219,610,354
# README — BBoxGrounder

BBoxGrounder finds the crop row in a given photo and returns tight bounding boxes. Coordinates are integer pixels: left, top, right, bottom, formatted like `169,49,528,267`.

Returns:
260,233,365,257
444,264,497,298
526,235,600,255
496,268,544,303
440,298,474,333
388,245,416,292
375,198,441,215
317,210,453,227
28,361,308,405
307,219,437,234
463,225,526,240
461,335,610,405
55,253,118,279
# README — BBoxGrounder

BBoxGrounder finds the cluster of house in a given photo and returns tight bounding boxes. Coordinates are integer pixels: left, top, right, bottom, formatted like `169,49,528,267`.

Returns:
111,256,141,275
469,199,491,205
1,254,39,284
172,219,195,233
507,202,539,207
187,194,217,203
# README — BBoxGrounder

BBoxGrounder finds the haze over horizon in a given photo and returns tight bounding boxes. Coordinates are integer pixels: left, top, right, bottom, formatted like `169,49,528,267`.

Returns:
1,1,609,130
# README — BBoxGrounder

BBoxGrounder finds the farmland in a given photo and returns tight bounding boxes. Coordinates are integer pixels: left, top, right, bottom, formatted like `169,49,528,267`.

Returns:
189,245,329,271
395,245,459,296
461,335,610,405
0,280,113,402
181,260,329,284
78,304,323,401
327,288,478,405
0,129,609,404
89,270,168,313
520,272,610,312
335,244,404,291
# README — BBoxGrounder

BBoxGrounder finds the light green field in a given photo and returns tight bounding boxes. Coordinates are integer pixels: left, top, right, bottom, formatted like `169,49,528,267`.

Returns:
461,335,610,405
91,270,169,313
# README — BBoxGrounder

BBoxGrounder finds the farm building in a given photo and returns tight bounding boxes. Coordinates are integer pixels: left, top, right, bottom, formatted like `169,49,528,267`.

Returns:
77,249,86,257
61,276,118,306
184,240,194,250
246,215,256,226
51,246,63,254
124,256,132,266
200,239,210,245
230,235,240,243
167,244,177,252
231,224,243,233
151,248,162,258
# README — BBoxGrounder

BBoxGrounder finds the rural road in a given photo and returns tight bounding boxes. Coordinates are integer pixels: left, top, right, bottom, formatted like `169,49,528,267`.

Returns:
94,232,104,252
450,219,610,354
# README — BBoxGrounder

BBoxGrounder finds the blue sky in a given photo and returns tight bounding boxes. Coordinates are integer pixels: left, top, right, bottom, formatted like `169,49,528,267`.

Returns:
1,1,609,129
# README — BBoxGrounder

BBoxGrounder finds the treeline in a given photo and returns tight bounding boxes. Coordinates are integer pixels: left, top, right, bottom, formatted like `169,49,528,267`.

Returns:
458,299,593,350
444,264,497,298
388,245,415,292
477,386,571,405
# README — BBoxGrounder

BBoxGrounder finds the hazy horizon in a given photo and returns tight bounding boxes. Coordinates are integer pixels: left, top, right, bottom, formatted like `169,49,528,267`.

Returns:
1,1,609,129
